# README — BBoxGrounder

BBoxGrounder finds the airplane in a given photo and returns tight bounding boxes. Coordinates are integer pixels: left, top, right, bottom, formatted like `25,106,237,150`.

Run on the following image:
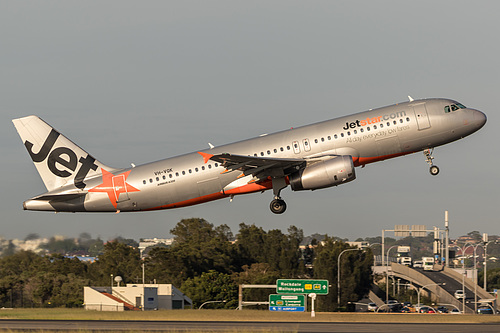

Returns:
12,97,486,214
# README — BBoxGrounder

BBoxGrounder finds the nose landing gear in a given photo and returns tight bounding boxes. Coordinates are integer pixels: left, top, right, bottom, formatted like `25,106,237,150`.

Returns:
424,148,440,176
270,176,287,214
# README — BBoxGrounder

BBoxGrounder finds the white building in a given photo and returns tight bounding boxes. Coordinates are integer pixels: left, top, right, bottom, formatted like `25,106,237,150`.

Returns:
84,284,192,311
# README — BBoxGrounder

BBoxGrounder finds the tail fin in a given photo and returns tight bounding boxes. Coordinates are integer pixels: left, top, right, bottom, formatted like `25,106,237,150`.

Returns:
12,115,115,192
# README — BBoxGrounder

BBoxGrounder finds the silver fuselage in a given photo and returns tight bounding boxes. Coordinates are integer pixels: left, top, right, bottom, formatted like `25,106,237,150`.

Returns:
20,98,486,212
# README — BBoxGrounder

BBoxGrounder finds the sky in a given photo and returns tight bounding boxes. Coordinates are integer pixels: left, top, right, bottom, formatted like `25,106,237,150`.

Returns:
1,1,498,242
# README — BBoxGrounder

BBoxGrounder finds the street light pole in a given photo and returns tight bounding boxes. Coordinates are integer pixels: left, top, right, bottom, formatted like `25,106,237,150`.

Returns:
463,243,481,314
385,245,398,304
417,283,445,311
445,211,449,267
199,300,226,309
337,248,359,307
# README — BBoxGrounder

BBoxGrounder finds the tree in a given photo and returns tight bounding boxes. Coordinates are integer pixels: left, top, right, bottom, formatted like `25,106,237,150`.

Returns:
235,223,305,277
89,241,141,285
312,238,373,311
146,219,236,286
182,270,238,309
24,233,40,241
232,263,280,305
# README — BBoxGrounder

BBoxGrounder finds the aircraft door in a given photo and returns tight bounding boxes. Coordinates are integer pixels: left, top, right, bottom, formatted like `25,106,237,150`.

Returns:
112,174,130,203
412,104,431,130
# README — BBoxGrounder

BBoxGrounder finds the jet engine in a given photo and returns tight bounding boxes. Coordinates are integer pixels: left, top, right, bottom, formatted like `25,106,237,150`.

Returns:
289,155,356,191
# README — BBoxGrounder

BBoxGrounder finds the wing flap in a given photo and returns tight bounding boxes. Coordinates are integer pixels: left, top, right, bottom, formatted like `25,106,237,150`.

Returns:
205,153,306,178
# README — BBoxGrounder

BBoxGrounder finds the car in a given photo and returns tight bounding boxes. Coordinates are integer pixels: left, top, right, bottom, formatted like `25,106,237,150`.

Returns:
367,302,378,312
413,261,423,268
400,306,411,313
477,306,494,314
450,308,461,314
426,308,436,313
437,306,448,313
454,290,465,299
418,306,430,313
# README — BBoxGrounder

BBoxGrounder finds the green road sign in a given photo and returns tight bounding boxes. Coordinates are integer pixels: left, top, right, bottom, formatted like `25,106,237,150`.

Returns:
269,294,305,312
276,279,329,295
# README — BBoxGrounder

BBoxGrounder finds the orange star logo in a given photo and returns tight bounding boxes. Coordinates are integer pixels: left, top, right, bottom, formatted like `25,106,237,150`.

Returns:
89,168,140,208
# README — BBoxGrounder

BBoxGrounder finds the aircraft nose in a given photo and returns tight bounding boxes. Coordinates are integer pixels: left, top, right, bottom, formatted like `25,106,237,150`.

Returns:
473,109,487,129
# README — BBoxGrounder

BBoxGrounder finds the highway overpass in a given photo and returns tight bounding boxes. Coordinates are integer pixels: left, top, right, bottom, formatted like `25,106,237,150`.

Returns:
374,262,497,313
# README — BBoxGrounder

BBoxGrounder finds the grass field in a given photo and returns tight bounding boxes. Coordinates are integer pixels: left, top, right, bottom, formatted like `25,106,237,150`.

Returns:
1,308,499,324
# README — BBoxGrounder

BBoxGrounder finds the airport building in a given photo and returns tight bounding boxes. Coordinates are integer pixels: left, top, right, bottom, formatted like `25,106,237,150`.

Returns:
84,284,192,311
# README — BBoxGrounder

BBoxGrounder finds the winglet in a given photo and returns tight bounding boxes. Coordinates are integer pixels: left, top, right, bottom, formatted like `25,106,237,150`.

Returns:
198,152,214,164
408,96,414,102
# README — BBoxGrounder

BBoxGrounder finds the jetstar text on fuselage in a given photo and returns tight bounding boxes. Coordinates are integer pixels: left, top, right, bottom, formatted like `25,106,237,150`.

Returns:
343,111,407,130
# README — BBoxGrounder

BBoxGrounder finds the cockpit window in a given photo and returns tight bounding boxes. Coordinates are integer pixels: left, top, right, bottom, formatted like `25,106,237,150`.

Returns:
444,103,466,113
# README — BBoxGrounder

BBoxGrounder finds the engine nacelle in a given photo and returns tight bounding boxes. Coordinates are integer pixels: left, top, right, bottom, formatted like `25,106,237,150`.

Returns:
289,155,356,191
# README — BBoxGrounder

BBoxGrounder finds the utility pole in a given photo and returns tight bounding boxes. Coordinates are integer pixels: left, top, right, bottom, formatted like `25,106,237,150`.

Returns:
445,211,449,267
483,233,488,292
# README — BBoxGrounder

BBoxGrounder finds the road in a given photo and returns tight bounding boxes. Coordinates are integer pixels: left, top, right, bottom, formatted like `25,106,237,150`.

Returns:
417,268,476,311
0,320,499,332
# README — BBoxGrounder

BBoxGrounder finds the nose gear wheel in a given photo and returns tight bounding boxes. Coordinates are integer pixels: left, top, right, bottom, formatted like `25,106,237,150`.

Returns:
423,149,439,176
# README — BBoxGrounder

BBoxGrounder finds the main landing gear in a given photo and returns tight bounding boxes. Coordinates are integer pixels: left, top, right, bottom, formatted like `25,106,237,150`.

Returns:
270,177,287,214
270,198,287,214
424,148,440,176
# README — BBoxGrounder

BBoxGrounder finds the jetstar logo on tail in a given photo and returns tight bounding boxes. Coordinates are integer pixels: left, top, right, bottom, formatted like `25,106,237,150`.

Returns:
24,129,98,189
89,169,140,208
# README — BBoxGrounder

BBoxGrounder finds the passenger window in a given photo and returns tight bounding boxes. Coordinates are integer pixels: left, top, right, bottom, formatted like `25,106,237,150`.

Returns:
195,168,198,172
175,172,179,177
321,138,324,142
163,175,166,180
143,180,146,184
267,150,271,155
347,131,351,135
149,178,153,183
373,125,377,129
327,136,331,140
354,130,357,134
260,152,264,156
406,117,410,122
334,134,338,139
360,128,364,132
189,169,192,173
393,120,397,125
287,146,291,150
400,119,403,123
208,165,212,169
169,174,173,178
367,127,370,131
341,133,344,137
274,148,278,153
182,171,185,175
380,124,383,128
280,147,284,152
387,122,390,126
314,139,318,143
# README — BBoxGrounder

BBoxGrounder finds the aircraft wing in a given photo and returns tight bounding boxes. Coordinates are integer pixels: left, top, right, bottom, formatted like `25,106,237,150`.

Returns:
199,152,306,178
